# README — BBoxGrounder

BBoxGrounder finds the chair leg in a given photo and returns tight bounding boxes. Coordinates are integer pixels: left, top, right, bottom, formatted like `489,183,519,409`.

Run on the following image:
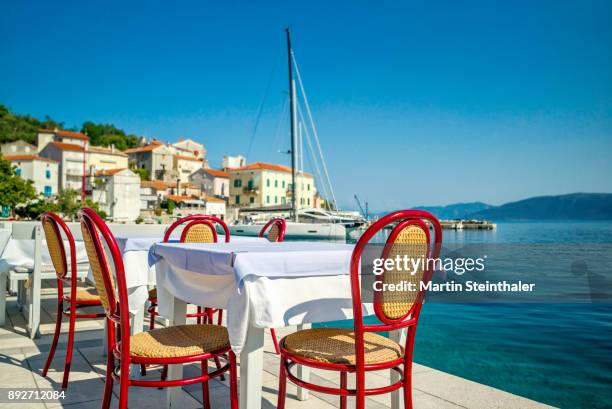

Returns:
217,309,223,325
196,306,202,324
42,299,63,377
201,360,211,409
101,347,114,409
340,371,347,409
356,369,366,409
229,351,239,409
61,305,77,389
270,328,280,354
213,356,225,381
149,304,156,330
277,358,287,409
161,364,168,381
118,361,130,409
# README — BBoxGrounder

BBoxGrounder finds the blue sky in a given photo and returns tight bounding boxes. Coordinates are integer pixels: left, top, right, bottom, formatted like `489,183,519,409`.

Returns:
1,0,611,211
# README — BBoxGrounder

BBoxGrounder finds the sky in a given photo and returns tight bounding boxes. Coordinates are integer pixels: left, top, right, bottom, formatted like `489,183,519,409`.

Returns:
1,0,611,211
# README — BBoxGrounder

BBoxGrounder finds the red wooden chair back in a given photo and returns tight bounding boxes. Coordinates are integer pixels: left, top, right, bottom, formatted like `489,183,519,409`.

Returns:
79,208,131,343
258,218,286,242
163,214,230,243
350,210,442,366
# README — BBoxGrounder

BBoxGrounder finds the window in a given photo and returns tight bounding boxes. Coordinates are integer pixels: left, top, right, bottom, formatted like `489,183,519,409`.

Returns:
274,180,278,188
234,179,242,188
307,184,310,191
266,179,270,187
275,196,278,204
266,195,270,204
282,181,286,188
281,197,286,204
15,168,21,177
248,180,254,189
307,198,310,205
235,195,240,204
249,197,255,204
43,186,52,197
46,169,51,179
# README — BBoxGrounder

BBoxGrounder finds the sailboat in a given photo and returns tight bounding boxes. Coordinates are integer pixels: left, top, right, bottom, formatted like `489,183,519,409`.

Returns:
228,29,366,241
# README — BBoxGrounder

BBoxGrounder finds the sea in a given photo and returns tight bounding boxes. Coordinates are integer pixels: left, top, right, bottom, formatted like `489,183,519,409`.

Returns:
312,221,612,409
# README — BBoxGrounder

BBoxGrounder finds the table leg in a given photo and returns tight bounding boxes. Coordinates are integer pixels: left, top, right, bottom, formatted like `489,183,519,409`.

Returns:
129,306,146,377
28,226,42,339
239,325,265,409
389,329,406,409
296,323,311,400
165,296,188,408
0,272,6,326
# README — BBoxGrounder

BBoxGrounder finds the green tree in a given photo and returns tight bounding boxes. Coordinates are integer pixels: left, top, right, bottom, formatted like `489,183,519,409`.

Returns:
14,198,60,220
55,189,81,220
161,199,176,215
0,104,63,144
131,167,150,181
81,121,140,150
0,155,38,217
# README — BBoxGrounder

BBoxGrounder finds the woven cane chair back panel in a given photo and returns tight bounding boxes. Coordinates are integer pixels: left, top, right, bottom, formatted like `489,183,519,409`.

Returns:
42,218,67,279
183,222,216,243
81,223,116,313
267,223,281,242
380,224,429,320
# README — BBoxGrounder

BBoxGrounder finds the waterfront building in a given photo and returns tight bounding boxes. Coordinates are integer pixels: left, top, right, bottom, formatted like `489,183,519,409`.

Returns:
39,141,86,192
87,168,140,222
88,145,128,170
125,140,176,181
222,155,246,170
204,196,226,219
175,154,204,183
139,180,169,211
190,168,229,198
172,138,206,160
228,162,315,208
1,140,37,156
2,154,59,197
37,128,88,150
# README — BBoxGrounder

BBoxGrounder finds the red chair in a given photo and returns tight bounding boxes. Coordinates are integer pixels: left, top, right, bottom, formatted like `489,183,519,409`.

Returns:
277,210,442,409
258,218,287,353
40,212,105,389
147,214,230,378
79,208,238,409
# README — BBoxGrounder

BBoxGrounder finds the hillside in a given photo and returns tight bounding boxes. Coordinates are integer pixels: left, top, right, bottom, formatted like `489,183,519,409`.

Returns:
470,193,612,220
0,103,139,150
411,202,492,220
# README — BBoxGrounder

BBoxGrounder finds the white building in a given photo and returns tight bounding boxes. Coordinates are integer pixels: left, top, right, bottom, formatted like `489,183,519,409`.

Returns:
204,196,226,219
39,141,86,192
88,145,128,170
223,155,246,170
1,140,38,156
126,140,176,181
189,168,229,198
173,138,206,160
175,155,204,183
139,180,169,211
88,168,140,222
37,129,88,150
3,154,59,197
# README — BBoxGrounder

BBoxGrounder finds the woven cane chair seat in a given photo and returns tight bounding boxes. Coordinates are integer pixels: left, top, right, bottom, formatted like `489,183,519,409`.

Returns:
130,324,230,359
283,328,402,365
148,287,157,300
64,288,101,303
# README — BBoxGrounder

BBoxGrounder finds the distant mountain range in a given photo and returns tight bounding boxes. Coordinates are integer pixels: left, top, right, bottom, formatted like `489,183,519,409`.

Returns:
410,193,612,221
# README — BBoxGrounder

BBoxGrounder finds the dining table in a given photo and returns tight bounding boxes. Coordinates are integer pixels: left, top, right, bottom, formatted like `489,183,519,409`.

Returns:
152,240,403,409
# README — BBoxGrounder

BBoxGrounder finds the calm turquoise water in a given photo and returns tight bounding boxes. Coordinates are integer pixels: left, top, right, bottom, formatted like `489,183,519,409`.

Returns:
313,222,612,409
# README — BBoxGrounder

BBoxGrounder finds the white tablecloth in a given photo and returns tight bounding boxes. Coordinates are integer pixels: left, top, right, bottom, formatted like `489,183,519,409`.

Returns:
0,237,88,274
153,241,373,352
113,235,266,313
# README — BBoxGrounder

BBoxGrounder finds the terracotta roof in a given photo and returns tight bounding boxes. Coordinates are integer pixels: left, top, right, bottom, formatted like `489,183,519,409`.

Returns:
141,180,168,190
39,129,89,141
47,141,85,152
165,194,193,203
3,154,58,163
204,168,229,178
125,144,165,153
233,162,312,177
94,168,127,176
176,154,203,162
205,196,226,203
88,145,128,157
